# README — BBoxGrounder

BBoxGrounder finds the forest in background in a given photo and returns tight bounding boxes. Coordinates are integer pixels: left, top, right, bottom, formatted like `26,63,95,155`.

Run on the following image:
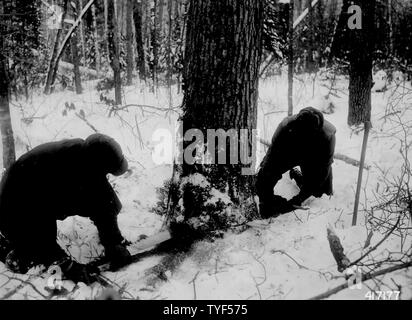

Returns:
0,0,411,300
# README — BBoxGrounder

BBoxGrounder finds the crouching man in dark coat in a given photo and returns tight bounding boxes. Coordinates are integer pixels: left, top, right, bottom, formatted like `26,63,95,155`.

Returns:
0,134,131,283
256,107,336,218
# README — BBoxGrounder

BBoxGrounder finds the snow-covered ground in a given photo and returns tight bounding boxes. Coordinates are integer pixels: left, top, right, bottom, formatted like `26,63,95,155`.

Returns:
0,72,411,300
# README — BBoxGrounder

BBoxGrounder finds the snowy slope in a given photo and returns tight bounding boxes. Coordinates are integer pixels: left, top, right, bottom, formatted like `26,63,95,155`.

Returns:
0,73,411,300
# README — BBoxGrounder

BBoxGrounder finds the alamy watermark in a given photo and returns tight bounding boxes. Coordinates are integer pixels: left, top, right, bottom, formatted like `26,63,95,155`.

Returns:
151,125,262,176
46,265,63,291
348,5,362,30
346,265,363,290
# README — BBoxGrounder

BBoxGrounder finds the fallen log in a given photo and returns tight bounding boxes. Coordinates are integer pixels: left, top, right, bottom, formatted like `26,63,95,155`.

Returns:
334,153,370,170
259,138,370,170
326,224,350,272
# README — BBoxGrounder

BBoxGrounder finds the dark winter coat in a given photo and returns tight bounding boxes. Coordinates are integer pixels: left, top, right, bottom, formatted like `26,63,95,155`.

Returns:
256,109,336,204
0,134,128,265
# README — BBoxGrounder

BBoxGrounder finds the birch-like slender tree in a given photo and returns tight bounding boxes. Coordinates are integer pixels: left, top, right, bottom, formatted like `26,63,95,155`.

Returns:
0,1,16,169
108,0,122,105
133,0,146,80
91,3,101,74
44,0,69,95
125,0,134,85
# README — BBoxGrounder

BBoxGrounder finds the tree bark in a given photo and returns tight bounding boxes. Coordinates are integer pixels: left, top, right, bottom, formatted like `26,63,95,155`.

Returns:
152,0,159,89
176,0,186,93
44,0,69,95
133,0,146,81
348,0,375,126
108,0,122,105
180,0,264,228
125,0,134,85
387,0,393,57
77,0,86,60
0,1,16,169
288,0,294,116
166,0,173,108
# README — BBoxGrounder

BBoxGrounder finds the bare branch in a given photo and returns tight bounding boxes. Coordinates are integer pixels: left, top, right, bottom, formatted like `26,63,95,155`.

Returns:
310,260,412,300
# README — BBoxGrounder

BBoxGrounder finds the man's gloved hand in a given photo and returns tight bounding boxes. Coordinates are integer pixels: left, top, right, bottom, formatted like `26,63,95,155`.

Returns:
105,243,131,270
275,200,295,214
259,195,310,218
259,195,289,218
57,258,99,285
279,197,310,214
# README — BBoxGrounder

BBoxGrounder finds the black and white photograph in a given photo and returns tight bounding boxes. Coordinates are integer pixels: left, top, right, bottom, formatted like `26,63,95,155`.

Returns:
0,0,411,302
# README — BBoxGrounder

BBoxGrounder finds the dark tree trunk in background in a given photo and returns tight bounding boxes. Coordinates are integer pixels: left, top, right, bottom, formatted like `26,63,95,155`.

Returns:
348,0,375,126
0,1,16,169
181,0,264,224
71,31,83,94
152,0,159,88
71,1,83,94
125,0,134,85
108,0,122,105
307,0,315,72
91,3,101,74
133,0,146,81
158,0,165,35
329,0,350,64
44,0,69,95
77,0,86,60
166,0,173,107
104,0,110,57
387,0,393,57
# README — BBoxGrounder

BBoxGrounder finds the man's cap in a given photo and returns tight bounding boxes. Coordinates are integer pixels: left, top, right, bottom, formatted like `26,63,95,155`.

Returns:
296,107,324,131
84,134,128,176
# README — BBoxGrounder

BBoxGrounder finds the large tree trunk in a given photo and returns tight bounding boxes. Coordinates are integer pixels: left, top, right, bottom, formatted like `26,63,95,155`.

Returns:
166,0,173,108
177,0,187,93
0,1,16,169
44,0,69,95
348,0,375,126
133,0,146,81
178,0,264,231
108,0,122,105
288,1,294,116
348,0,375,225
387,0,393,57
